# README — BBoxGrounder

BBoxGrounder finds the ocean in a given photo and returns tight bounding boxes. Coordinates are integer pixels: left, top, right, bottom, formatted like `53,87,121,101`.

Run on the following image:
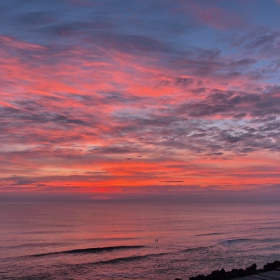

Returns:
1,200,280,280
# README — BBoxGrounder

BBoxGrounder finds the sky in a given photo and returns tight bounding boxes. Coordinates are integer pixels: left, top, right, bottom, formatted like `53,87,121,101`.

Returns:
1,0,280,201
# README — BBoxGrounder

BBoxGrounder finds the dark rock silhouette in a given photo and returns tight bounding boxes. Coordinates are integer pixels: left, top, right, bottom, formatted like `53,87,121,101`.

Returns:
245,263,257,275
189,261,280,280
264,260,280,271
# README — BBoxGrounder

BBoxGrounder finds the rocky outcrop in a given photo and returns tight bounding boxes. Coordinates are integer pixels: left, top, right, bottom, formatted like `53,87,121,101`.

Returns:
187,260,280,280
264,260,280,271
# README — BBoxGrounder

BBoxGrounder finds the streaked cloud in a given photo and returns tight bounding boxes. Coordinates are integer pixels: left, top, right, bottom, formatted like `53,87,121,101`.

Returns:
1,0,280,199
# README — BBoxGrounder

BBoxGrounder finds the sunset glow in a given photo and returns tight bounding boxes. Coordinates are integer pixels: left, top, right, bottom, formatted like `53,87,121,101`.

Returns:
1,0,280,200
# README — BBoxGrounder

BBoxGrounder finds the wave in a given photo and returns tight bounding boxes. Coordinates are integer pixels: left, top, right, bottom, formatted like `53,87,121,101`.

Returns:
219,237,280,246
85,251,170,265
257,226,280,231
95,255,149,264
1,242,63,250
219,238,252,245
180,246,210,253
257,237,280,243
195,232,221,237
30,245,144,257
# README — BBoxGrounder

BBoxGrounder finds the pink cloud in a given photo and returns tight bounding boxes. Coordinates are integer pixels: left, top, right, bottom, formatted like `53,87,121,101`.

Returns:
0,30,279,198
188,3,245,30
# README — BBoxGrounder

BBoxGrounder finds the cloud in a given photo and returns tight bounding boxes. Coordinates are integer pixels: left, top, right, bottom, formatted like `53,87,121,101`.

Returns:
0,0,280,198
230,28,280,58
191,4,245,30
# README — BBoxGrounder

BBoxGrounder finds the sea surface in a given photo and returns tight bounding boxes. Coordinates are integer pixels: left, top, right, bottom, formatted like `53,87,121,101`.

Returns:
1,200,280,280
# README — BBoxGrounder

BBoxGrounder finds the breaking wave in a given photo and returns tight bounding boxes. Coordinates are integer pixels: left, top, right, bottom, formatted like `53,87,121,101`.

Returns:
219,238,252,245
180,246,210,253
195,232,221,237
81,251,170,266
30,245,144,257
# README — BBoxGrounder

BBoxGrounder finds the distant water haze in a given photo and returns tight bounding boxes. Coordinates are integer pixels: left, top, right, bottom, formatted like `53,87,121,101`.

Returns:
2,185,280,203
1,200,280,279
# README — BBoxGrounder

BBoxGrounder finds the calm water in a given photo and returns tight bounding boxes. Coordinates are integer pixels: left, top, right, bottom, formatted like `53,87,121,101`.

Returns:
1,201,280,280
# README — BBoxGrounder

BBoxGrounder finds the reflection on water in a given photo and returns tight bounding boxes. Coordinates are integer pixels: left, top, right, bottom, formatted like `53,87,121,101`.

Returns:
0,201,280,279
